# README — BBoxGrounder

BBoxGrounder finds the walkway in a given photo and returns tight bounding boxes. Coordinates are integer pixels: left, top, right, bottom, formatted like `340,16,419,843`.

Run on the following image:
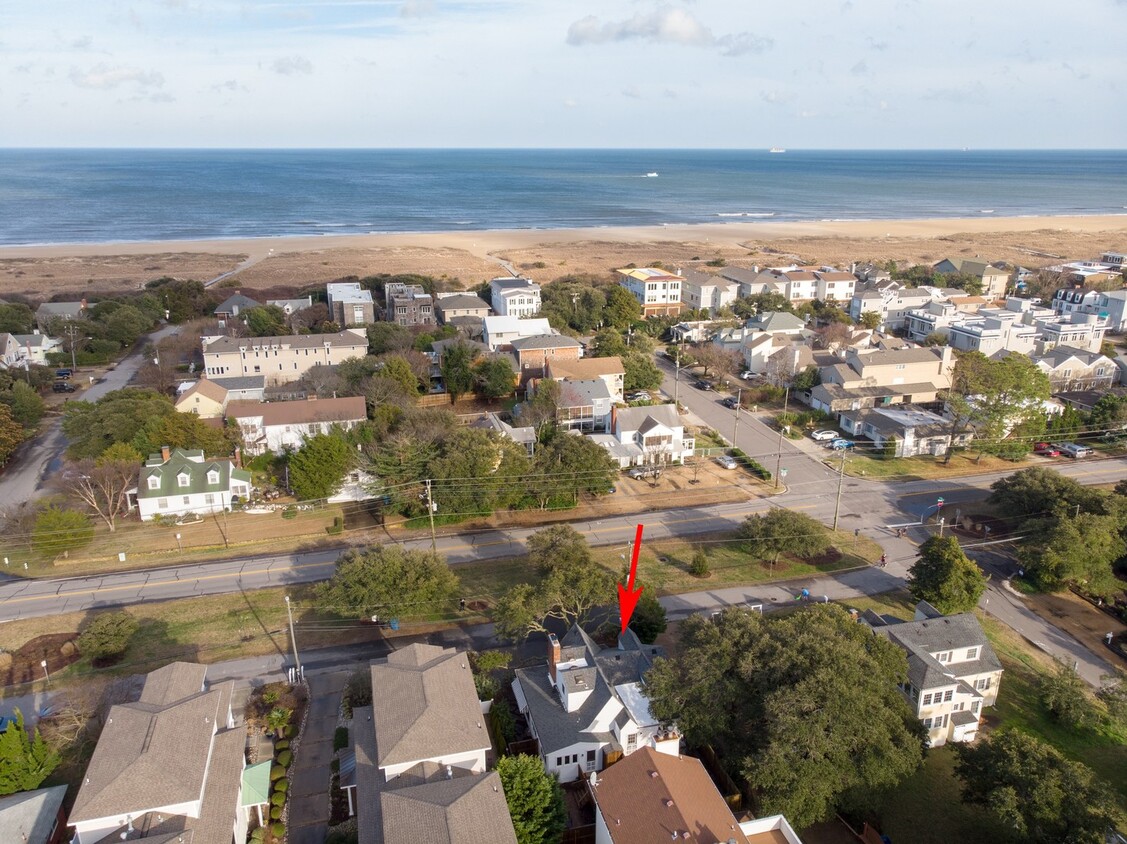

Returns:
288,670,349,844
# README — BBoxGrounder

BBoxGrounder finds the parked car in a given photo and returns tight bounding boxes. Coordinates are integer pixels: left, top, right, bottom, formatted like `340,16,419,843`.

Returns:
715,454,739,470
828,438,855,450
52,382,76,393
1053,442,1093,458
810,430,838,442
626,391,651,402
739,370,755,381
693,380,713,391
626,467,651,479
55,368,72,380
1033,442,1060,456
721,397,740,409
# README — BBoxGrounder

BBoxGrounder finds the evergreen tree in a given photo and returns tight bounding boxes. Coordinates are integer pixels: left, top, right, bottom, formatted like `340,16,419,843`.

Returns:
0,709,60,796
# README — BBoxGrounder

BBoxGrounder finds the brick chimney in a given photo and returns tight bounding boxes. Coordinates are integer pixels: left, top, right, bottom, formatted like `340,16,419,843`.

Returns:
233,446,242,469
161,445,171,461
547,633,561,683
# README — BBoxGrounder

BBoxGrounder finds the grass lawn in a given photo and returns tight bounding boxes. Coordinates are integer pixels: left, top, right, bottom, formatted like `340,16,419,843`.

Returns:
840,450,1032,481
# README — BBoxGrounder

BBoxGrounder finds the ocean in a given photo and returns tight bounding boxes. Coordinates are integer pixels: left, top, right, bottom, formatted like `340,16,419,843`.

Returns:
1,149,1125,246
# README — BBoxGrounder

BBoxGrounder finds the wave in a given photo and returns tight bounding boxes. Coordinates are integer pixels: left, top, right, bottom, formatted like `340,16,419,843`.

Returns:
715,212,775,218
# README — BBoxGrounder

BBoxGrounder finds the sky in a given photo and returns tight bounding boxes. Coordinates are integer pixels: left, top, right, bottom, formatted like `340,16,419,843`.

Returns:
2,0,1125,148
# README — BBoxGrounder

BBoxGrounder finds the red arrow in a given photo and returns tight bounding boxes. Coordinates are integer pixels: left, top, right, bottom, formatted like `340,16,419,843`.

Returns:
617,524,645,635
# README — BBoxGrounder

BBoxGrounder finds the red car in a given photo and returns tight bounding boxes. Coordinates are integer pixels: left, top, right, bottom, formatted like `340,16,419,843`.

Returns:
1033,442,1060,457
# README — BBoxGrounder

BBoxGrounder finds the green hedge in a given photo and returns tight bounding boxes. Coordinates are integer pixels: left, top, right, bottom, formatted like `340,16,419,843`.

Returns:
277,749,293,767
275,739,289,751
270,805,283,820
270,764,286,781
274,779,288,794
333,726,350,752
730,448,772,481
272,823,285,838
271,792,286,807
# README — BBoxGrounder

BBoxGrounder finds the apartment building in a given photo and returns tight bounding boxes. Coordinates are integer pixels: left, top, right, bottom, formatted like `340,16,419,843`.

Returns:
434,292,492,323
616,267,684,317
202,329,368,386
489,277,542,318
680,271,739,314
326,283,377,326
1052,287,1127,333
849,287,942,331
384,282,434,327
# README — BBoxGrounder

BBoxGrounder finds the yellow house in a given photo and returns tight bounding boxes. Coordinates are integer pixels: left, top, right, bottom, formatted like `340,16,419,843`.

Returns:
174,379,229,419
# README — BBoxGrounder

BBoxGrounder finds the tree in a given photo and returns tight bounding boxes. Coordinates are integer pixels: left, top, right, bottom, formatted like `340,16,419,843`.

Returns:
603,285,642,329
988,467,1106,525
0,381,46,428
377,354,423,395
1088,393,1127,430
0,302,35,335
629,583,667,643
1017,512,1124,597
78,610,139,662
428,428,516,516
496,754,567,844
62,389,177,459
132,408,232,459
473,355,517,399
440,341,479,400
905,536,987,614
493,525,614,641
32,506,94,556
1040,659,1095,728
242,305,289,337
366,322,414,355
955,730,1117,844
316,546,459,621
645,606,923,829
529,433,617,507
737,509,830,568
858,311,882,329
516,379,561,441
287,433,354,501
102,304,152,347
588,328,628,359
622,351,662,391
0,708,60,796
66,454,138,532
0,403,25,466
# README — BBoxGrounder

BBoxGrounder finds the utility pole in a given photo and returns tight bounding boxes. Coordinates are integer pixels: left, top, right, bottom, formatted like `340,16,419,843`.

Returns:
425,479,437,553
831,446,847,530
65,323,82,371
773,385,790,490
673,349,681,407
731,388,742,447
284,595,302,676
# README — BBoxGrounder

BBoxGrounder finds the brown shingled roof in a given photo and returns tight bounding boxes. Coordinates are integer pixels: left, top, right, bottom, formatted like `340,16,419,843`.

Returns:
225,396,367,426
548,356,626,379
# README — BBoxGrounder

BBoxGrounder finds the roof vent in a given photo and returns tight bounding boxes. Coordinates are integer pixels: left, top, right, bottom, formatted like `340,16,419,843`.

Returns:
664,799,674,808
650,770,659,778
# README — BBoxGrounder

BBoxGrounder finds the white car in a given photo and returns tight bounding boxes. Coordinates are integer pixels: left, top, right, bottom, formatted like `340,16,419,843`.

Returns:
715,455,739,469
739,370,755,381
810,430,838,442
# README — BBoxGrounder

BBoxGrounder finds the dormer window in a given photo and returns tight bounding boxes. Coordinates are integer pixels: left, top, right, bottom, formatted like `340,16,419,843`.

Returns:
177,473,191,488
206,470,220,485
147,476,160,490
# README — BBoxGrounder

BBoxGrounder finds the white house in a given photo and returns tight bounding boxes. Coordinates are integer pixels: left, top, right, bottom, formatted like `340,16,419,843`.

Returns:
512,627,679,784
481,315,554,351
545,356,626,403
864,601,1003,747
680,271,739,315
225,396,367,456
838,406,972,457
1,332,63,367
352,644,518,844
605,404,695,468
130,447,252,521
202,329,369,386
490,277,542,318
69,662,247,844
616,267,684,317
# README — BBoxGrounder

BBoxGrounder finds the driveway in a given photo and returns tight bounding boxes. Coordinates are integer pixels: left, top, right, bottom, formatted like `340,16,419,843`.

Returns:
288,670,348,844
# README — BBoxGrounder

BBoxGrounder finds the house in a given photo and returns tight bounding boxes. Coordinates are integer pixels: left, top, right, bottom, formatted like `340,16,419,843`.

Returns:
808,346,953,413
471,412,537,456
209,375,267,402
174,378,230,419
1030,346,1118,392
384,282,435,327
546,356,625,403
838,406,971,457
327,282,377,326
213,292,261,320
0,332,20,369
510,334,583,382
201,329,368,386
351,643,518,844
482,316,555,352
489,277,542,318
69,662,247,844
849,287,942,332
932,258,1010,299
130,447,252,521
606,404,695,467
225,396,367,456
35,299,87,332
589,747,751,844
435,293,492,324
864,601,1003,747
680,271,739,315
266,296,314,317
554,379,615,432
904,300,962,342
741,266,856,303
511,627,680,784
0,785,68,844
0,332,64,367
744,310,808,337
616,268,684,317
1051,287,1127,333
717,266,773,297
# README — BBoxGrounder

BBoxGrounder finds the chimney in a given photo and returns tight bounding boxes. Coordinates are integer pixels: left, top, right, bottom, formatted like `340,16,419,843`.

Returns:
547,633,561,682
233,446,242,469
161,445,171,461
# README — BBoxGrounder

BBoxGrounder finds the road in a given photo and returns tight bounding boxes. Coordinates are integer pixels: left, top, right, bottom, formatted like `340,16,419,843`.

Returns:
0,323,181,505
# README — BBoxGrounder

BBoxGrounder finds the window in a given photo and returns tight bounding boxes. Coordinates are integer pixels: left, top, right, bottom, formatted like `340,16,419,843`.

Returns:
207,471,219,485
975,677,992,691
909,686,918,701
626,733,637,753
147,477,160,490
157,498,168,510
937,651,951,663
966,647,978,660
178,474,190,488
204,494,215,505
971,701,981,714
943,689,953,703
586,749,597,771
182,496,191,505
922,693,933,706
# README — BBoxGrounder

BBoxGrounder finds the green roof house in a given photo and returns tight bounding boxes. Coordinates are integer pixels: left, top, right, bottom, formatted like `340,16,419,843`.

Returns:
130,446,252,522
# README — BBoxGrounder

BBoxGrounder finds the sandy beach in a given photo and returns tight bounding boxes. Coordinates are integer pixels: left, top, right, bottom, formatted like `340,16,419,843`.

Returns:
1,215,1124,299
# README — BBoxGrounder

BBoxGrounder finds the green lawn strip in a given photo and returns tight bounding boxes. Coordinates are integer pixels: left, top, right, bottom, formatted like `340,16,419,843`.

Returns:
838,450,1035,481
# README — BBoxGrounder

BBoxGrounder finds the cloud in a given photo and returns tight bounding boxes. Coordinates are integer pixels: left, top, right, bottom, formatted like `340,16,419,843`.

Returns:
271,55,313,75
567,6,770,55
850,59,868,76
69,64,165,90
400,0,436,17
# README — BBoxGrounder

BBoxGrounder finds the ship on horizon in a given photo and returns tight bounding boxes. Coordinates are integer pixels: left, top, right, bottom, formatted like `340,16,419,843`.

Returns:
768,147,786,153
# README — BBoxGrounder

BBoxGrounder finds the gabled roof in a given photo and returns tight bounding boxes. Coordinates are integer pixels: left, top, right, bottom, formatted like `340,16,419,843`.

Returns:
225,396,367,427
202,330,367,354
746,311,806,333
370,644,490,768
36,301,87,320
379,770,517,844
175,379,229,407
558,378,613,407
0,785,68,844
136,449,251,501
435,293,492,312
617,267,684,282
214,293,261,314
592,747,749,844
1033,345,1111,369
615,403,681,433
490,277,540,293
71,663,235,826
547,356,625,380
209,375,266,392
854,347,946,367
871,606,1002,691
510,334,582,351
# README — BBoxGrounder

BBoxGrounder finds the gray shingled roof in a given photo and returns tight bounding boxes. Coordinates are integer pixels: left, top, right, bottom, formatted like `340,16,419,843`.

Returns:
379,770,517,844
203,330,367,353
614,402,680,433
214,293,261,314
436,294,492,312
875,611,1001,691
209,375,266,392
510,334,583,351
746,311,807,332
0,785,67,844
370,644,490,768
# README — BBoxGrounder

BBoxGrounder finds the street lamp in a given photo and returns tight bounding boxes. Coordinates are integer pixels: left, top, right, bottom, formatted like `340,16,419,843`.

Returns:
40,659,49,684
284,595,302,676
175,532,182,554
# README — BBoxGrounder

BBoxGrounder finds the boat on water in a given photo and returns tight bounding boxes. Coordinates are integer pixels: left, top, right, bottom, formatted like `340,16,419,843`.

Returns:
768,147,786,154
644,172,659,177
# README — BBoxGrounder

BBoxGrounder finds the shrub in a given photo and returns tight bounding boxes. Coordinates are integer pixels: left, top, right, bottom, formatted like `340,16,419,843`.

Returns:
272,791,286,807
78,611,139,662
730,448,771,481
277,749,293,767
32,506,95,556
272,823,285,837
274,739,289,751
262,689,280,705
333,726,350,752
474,673,499,701
341,670,373,718
270,764,286,781
327,515,344,535
270,806,283,820
274,778,288,794
281,506,298,520
490,699,517,752
331,758,340,773
250,827,265,841
285,724,295,738
690,549,710,577
265,707,292,735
